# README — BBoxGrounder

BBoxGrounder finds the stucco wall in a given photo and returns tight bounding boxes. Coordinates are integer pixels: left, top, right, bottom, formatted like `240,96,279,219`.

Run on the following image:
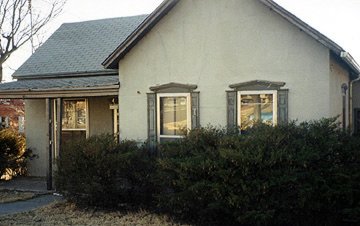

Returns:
329,56,350,127
25,99,47,177
118,0,333,141
88,97,114,136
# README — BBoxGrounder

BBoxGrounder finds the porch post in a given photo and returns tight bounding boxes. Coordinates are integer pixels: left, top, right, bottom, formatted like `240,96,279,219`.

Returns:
56,98,62,158
45,98,53,190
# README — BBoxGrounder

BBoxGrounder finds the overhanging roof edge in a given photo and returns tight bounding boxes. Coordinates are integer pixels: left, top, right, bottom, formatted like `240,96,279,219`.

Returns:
102,0,179,69
0,85,120,99
13,70,118,80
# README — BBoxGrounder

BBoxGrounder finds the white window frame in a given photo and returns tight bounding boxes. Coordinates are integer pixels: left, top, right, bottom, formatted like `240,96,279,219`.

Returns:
62,98,89,138
237,90,278,128
157,93,191,141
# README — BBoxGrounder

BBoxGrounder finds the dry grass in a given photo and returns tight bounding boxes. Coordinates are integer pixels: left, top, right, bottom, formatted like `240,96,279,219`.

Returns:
0,190,35,203
0,201,191,226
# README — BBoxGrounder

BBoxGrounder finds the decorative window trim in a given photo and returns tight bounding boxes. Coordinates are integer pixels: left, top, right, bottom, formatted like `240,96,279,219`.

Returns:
237,90,278,129
147,82,200,147
150,82,198,93
229,80,286,91
157,93,191,141
227,80,288,129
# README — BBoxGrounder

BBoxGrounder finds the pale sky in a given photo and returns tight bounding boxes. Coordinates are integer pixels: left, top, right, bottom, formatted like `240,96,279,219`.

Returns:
3,0,360,82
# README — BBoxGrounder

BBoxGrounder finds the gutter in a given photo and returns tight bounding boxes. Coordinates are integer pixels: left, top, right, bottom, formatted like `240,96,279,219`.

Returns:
340,52,360,76
13,70,118,80
342,52,360,133
0,85,120,99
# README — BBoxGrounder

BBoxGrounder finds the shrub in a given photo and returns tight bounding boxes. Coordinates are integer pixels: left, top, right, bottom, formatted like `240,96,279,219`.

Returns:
55,134,156,207
54,119,360,225
0,129,33,180
156,119,360,225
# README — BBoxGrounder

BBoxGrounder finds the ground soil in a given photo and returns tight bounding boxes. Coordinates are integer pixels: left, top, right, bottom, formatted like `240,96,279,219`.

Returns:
0,201,190,226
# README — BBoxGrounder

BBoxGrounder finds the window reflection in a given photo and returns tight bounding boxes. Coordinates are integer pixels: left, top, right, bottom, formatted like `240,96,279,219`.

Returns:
240,94,273,129
62,100,86,130
160,96,187,136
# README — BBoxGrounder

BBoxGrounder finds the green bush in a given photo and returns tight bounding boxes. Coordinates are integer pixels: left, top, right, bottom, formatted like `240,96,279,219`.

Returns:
55,119,360,225
156,119,360,225
0,129,33,179
55,134,156,207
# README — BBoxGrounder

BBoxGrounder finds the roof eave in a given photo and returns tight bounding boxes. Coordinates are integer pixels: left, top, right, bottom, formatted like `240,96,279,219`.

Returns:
260,0,360,78
102,0,179,69
103,0,360,78
0,85,120,99
340,52,360,78
13,70,118,80
259,0,344,53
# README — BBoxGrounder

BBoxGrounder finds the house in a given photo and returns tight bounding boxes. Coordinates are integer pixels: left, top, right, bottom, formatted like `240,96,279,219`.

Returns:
0,0,359,189
0,99,25,132
0,16,147,187
102,0,360,142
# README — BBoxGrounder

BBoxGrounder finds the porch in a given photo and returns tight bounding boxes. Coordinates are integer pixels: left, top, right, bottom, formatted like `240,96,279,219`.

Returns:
0,75,120,190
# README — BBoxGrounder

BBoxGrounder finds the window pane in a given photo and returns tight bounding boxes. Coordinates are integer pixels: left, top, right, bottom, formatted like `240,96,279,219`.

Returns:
160,96,187,136
62,100,86,130
240,94,273,129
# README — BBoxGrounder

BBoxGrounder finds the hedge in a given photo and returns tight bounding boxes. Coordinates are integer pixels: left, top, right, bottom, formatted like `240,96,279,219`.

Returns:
55,135,157,207
55,118,360,225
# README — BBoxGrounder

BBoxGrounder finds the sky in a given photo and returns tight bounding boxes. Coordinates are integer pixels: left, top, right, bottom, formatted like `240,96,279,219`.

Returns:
3,0,360,82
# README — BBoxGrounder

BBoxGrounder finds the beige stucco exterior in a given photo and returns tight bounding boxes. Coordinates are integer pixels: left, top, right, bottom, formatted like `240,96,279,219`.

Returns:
25,99,48,177
25,96,115,177
329,55,350,127
88,97,114,137
118,0,349,141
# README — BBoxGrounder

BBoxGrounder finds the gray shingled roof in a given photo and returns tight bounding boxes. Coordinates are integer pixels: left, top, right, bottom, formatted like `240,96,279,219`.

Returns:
13,15,147,79
0,76,119,91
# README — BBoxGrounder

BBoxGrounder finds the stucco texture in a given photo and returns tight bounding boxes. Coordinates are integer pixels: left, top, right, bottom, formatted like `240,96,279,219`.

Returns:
117,0,344,141
25,99,48,177
329,55,350,127
88,97,114,137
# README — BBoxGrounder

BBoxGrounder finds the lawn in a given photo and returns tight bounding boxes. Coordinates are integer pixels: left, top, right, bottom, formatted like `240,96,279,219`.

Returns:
0,201,190,226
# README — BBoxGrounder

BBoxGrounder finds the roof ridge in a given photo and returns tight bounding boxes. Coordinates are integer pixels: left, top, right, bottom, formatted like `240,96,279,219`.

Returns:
62,14,148,25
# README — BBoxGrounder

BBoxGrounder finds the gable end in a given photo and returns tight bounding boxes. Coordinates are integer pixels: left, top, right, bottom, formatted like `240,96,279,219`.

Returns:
102,0,179,69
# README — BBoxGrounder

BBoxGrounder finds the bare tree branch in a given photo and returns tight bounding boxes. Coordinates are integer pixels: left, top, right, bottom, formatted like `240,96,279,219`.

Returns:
0,0,66,82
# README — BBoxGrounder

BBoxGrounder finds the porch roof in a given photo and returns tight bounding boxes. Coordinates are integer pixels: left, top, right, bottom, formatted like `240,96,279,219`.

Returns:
13,15,147,80
0,76,119,99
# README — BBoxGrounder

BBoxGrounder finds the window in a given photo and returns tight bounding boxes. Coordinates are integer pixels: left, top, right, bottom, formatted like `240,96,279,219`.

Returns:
227,80,288,129
157,93,191,140
62,99,87,130
147,82,199,147
61,99,88,145
238,91,277,130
